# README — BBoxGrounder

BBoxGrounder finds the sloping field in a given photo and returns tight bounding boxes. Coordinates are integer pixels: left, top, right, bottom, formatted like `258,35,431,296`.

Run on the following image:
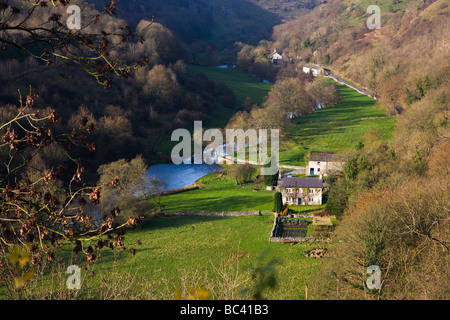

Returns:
188,65,273,106
279,83,396,166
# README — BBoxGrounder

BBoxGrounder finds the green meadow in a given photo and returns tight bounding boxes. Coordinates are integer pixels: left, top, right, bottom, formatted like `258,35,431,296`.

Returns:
160,170,275,213
279,83,397,166
159,169,328,214
107,214,324,300
187,65,273,106
3,214,325,300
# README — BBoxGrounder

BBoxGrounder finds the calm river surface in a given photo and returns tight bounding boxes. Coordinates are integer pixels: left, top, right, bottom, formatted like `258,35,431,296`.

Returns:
146,163,223,191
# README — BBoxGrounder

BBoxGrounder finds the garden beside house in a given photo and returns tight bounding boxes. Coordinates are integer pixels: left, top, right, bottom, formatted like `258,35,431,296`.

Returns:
270,211,336,244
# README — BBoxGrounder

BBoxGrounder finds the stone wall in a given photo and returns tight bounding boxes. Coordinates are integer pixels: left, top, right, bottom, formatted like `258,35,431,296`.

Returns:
269,236,329,243
164,211,261,217
270,215,280,238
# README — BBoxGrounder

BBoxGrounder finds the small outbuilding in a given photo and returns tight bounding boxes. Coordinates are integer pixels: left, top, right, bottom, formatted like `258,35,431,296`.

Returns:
308,153,343,176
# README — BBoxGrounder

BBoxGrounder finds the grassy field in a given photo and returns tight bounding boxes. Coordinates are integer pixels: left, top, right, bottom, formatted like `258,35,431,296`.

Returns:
118,214,325,300
187,65,273,106
39,215,324,300
279,83,397,166
160,170,276,212
1,214,326,300
158,169,330,214
160,188,275,212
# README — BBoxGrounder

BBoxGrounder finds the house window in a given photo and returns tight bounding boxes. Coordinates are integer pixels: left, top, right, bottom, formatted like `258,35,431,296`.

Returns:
286,197,292,202
317,168,321,172
309,189,314,194
286,188,292,194
309,197,314,202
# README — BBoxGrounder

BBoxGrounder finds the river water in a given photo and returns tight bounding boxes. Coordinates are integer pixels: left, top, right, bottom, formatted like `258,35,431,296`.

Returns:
146,163,223,191
146,134,255,191
147,138,248,191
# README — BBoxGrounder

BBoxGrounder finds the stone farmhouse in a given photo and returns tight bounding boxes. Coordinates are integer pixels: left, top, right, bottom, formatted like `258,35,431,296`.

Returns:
277,177,324,206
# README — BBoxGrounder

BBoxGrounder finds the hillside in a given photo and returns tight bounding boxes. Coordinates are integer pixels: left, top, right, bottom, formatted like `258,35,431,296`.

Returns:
91,0,320,47
270,0,450,113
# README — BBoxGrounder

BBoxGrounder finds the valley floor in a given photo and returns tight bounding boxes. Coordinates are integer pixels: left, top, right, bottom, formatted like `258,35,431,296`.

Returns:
4,67,396,300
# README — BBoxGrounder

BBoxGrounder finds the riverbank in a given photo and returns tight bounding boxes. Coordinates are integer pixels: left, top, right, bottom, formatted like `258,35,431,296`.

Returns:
146,163,224,191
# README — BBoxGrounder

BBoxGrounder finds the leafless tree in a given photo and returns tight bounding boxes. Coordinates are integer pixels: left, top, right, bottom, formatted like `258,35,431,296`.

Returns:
0,0,150,87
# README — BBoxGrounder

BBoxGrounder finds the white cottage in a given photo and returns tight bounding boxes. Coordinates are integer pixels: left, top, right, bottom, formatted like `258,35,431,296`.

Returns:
308,153,342,176
302,64,324,77
269,49,283,64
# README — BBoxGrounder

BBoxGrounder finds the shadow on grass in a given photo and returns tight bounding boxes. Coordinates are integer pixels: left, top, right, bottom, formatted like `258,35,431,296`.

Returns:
161,193,273,213
141,215,228,232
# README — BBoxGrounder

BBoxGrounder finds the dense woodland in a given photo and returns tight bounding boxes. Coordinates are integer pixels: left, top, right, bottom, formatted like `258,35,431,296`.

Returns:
0,0,448,300
0,1,240,182
89,0,320,47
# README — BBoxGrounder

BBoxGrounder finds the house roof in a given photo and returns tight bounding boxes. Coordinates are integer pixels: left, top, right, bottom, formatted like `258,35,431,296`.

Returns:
272,54,282,60
269,50,282,60
309,153,336,162
278,177,324,189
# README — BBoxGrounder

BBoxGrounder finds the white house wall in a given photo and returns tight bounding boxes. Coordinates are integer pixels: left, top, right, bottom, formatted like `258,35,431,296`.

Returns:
308,161,342,175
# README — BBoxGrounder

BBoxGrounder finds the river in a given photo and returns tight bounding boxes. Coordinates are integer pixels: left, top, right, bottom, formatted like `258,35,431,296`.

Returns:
146,138,250,191
146,163,223,191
